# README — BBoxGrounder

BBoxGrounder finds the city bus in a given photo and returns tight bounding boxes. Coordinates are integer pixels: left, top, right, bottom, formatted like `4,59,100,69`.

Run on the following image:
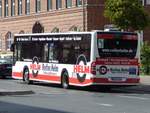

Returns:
12,31,140,88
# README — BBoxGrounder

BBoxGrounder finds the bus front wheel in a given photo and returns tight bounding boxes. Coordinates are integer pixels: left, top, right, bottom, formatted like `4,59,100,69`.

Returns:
61,71,69,89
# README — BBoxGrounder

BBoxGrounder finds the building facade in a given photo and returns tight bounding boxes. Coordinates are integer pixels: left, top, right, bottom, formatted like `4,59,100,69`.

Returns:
0,0,150,52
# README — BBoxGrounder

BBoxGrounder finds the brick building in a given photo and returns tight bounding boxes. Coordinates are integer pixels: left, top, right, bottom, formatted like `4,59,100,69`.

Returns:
0,0,149,52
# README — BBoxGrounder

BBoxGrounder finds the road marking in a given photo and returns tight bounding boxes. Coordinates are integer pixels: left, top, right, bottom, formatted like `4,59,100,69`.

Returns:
96,103,113,107
118,95,149,100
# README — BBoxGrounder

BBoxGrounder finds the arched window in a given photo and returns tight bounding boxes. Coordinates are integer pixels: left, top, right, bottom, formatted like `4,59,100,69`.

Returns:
51,27,59,33
19,30,25,34
32,21,44,33
5,32,14,51
69,26,79,31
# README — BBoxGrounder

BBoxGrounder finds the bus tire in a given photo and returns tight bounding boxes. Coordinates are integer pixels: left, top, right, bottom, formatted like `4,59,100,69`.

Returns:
23,68,32,84
61,70,69,89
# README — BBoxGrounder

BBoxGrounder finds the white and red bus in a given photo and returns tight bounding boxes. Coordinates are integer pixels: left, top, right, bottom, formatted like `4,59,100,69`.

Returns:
12,31,140,88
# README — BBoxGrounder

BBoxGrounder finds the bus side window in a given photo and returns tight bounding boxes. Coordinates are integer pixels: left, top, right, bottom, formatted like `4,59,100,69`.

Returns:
43,43,49,62
48,42,61,63
67,45,76,64
57,44,63,63
82,49,90,61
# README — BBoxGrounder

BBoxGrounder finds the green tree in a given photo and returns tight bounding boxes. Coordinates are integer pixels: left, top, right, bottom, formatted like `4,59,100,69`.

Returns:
141,42,150,74
104,0,150,30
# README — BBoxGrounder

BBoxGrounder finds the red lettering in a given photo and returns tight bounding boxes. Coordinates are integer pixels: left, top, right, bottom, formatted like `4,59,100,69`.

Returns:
30,64,41,70
84,66,90,73
74,65,90,74
74,65,78,72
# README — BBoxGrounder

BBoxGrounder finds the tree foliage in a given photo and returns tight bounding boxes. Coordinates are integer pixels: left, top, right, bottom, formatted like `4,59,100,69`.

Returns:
141,42,150,74
104,0,150,30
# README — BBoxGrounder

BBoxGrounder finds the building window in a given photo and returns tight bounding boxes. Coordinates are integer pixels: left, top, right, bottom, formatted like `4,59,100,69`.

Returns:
66,0,72,8
51,27,59,33
36,0,41,13
56,0,62,9
146,0,150,5
69,26,79,31
19,30,25,34
47,0,52,11
11,0,15,16
0,0,2,17
5,32,13,51
76,0,82,6
18,0,22,15
139,0,145,5
4,0,9,17
0,37,2,51
32,21,44,33
25,0,30,15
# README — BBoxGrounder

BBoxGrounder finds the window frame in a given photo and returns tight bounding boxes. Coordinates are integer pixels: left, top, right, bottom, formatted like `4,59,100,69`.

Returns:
6,32,14,51
47,0,52,11
4,0,9,17
76,0,82,7
56,0,62,9
66,0,72,8
0,0,2,17
25,0,30,15
11,0,15,16
36,0,41,13
18,0,22,15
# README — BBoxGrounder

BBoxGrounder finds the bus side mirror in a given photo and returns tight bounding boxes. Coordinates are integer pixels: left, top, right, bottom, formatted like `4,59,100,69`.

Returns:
10,43,15,52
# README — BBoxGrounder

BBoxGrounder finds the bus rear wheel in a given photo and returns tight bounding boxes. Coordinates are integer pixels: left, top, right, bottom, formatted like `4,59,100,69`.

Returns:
23,68,32,84
61,71,69,89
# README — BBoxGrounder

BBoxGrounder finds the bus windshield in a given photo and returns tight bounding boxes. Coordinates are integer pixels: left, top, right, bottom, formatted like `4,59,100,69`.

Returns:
97,33,138,58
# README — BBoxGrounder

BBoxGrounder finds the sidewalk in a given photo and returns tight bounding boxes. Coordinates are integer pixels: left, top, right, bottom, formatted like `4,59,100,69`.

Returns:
0,79,34,96
140,75,150,85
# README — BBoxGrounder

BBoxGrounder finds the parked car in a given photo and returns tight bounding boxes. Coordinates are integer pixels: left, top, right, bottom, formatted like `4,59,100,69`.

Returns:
0,53,13,59
0,58,13,79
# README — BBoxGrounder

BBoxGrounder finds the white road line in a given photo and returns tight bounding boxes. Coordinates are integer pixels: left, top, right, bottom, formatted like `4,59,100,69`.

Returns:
96,103,113,107
118,95,149,100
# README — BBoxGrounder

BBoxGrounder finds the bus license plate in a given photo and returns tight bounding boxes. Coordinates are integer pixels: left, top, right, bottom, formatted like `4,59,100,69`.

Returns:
110,77,126,81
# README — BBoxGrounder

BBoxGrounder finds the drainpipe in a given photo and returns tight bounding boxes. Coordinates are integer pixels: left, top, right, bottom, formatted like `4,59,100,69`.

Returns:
83,0,86,31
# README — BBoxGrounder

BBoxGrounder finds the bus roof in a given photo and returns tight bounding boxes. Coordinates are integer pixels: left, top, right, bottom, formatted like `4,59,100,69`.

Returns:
14,31,137,37
14,31,93,37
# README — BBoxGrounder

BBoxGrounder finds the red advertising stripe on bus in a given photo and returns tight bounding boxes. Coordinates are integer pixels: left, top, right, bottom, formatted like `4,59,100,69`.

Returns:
122,35,137,40
91,78,140,84
12,72,92,85
12,72,60,82
97,34,114,39
97,34,137,40
69,78,92,85
12,72,22,78
30,74,60,82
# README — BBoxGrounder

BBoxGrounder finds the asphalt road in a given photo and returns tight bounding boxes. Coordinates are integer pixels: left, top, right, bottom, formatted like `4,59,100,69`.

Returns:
0,79,150,113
